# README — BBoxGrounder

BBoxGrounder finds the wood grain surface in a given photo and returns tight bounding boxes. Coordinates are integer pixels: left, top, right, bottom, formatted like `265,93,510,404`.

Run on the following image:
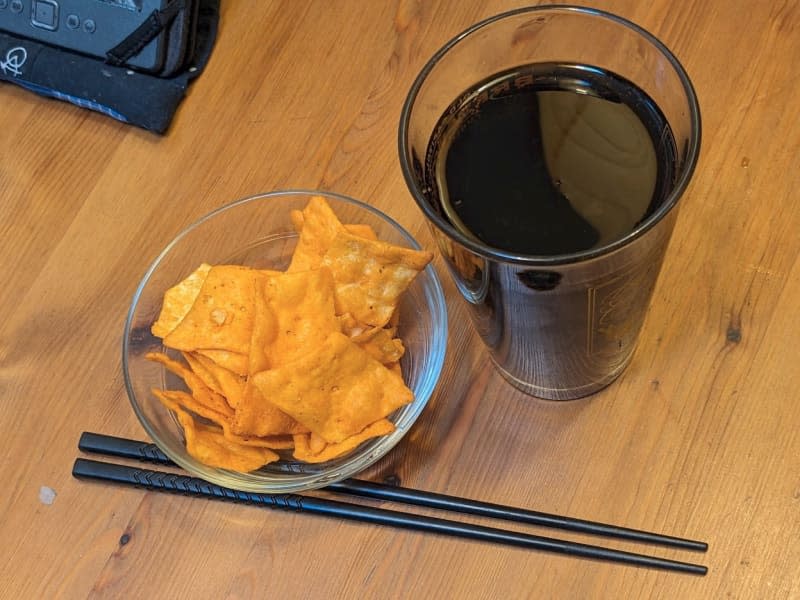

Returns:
2,1,799,598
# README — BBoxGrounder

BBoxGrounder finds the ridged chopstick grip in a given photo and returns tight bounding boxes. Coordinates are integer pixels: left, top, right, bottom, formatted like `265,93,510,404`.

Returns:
72,459,707,575
79,432,172,465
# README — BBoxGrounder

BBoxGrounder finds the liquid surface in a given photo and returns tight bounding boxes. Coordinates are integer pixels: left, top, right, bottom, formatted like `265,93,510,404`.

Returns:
424,63,677,256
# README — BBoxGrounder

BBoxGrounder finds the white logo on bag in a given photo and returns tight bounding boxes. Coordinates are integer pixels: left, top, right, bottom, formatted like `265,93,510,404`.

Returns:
1,47,27,77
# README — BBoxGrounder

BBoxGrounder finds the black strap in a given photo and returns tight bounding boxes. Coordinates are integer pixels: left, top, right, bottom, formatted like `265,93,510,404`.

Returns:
106,0,186,67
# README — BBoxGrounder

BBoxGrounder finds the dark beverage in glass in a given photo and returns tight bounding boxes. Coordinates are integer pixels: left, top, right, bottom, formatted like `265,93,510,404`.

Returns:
400,7,701,399
424,62,677,256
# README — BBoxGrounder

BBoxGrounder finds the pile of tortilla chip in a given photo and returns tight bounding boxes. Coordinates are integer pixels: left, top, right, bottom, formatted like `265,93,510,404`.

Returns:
147,196,433,472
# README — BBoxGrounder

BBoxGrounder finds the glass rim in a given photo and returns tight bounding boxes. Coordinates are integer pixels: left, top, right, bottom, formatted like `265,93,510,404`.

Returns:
398,4,702,267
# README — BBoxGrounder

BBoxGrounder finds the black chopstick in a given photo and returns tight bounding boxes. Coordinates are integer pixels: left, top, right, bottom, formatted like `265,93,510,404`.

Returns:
71,457,706,575
78,432,708,552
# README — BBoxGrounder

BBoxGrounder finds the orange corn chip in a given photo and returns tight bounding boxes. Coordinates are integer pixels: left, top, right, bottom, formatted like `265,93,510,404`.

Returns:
163,265,260,355
388,362,402,377
186,352,246,409
290,209,305,232
223,430,295,450
337,312,370,339
349,326,383,343
344,223,378,241
357,329,405,365
195,348,248,376
229,379,309,437
151,263,212,338
291,206,377,242
386,308,400,336
248,278,278,375
146,352,234,420
152,387,182,413
287,196,346,272
321,231,433,326
169,405,279,472
152,388,229,428
182,351,224,396
251,331,413,443
293,419,395,463
153,386,295,452
292,433,312,453
308,431,327,455
261,268,338,368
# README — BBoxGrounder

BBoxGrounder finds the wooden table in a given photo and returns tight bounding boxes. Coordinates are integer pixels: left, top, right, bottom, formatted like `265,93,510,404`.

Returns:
3,1,799,597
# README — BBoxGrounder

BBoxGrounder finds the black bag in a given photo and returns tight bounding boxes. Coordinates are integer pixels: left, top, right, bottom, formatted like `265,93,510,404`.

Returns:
0,0,205,77
0,0,219,132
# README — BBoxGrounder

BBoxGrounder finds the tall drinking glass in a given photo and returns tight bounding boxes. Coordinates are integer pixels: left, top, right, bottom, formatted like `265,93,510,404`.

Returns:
399,6,701,399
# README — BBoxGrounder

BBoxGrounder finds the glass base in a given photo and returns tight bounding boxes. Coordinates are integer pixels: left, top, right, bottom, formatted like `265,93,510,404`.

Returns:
489,354,631,401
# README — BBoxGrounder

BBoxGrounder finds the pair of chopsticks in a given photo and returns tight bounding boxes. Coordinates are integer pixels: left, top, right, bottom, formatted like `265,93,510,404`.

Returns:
72,432,708,575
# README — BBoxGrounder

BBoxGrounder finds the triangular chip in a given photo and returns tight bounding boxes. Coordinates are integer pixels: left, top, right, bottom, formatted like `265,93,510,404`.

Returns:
185,351,246,409
290,209,305,232
163,265,260,355
169,404,279,472
151,263,212,338
223,430,295,450
196,349,248,377
344,223,378,241
386,308,400,336
337,312,369,339
152,389,229,428
229,379,309,437
357,328,405,365
292,207,378,243
248,278,278,375
348,325,383,343
292,433,319,459
321,231,433,326
251,332,413,443
287,196,346,272
146,352,233,420
388,362,402,377
307,431,328,455
293,419,395,463
260,268,339,368
182,351,225,396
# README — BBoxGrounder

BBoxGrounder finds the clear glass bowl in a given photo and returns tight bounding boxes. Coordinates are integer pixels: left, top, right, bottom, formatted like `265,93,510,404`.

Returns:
123,190,448,493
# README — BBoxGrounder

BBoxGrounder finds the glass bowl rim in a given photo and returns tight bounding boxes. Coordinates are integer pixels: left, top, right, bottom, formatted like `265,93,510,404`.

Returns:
122,189,448,492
